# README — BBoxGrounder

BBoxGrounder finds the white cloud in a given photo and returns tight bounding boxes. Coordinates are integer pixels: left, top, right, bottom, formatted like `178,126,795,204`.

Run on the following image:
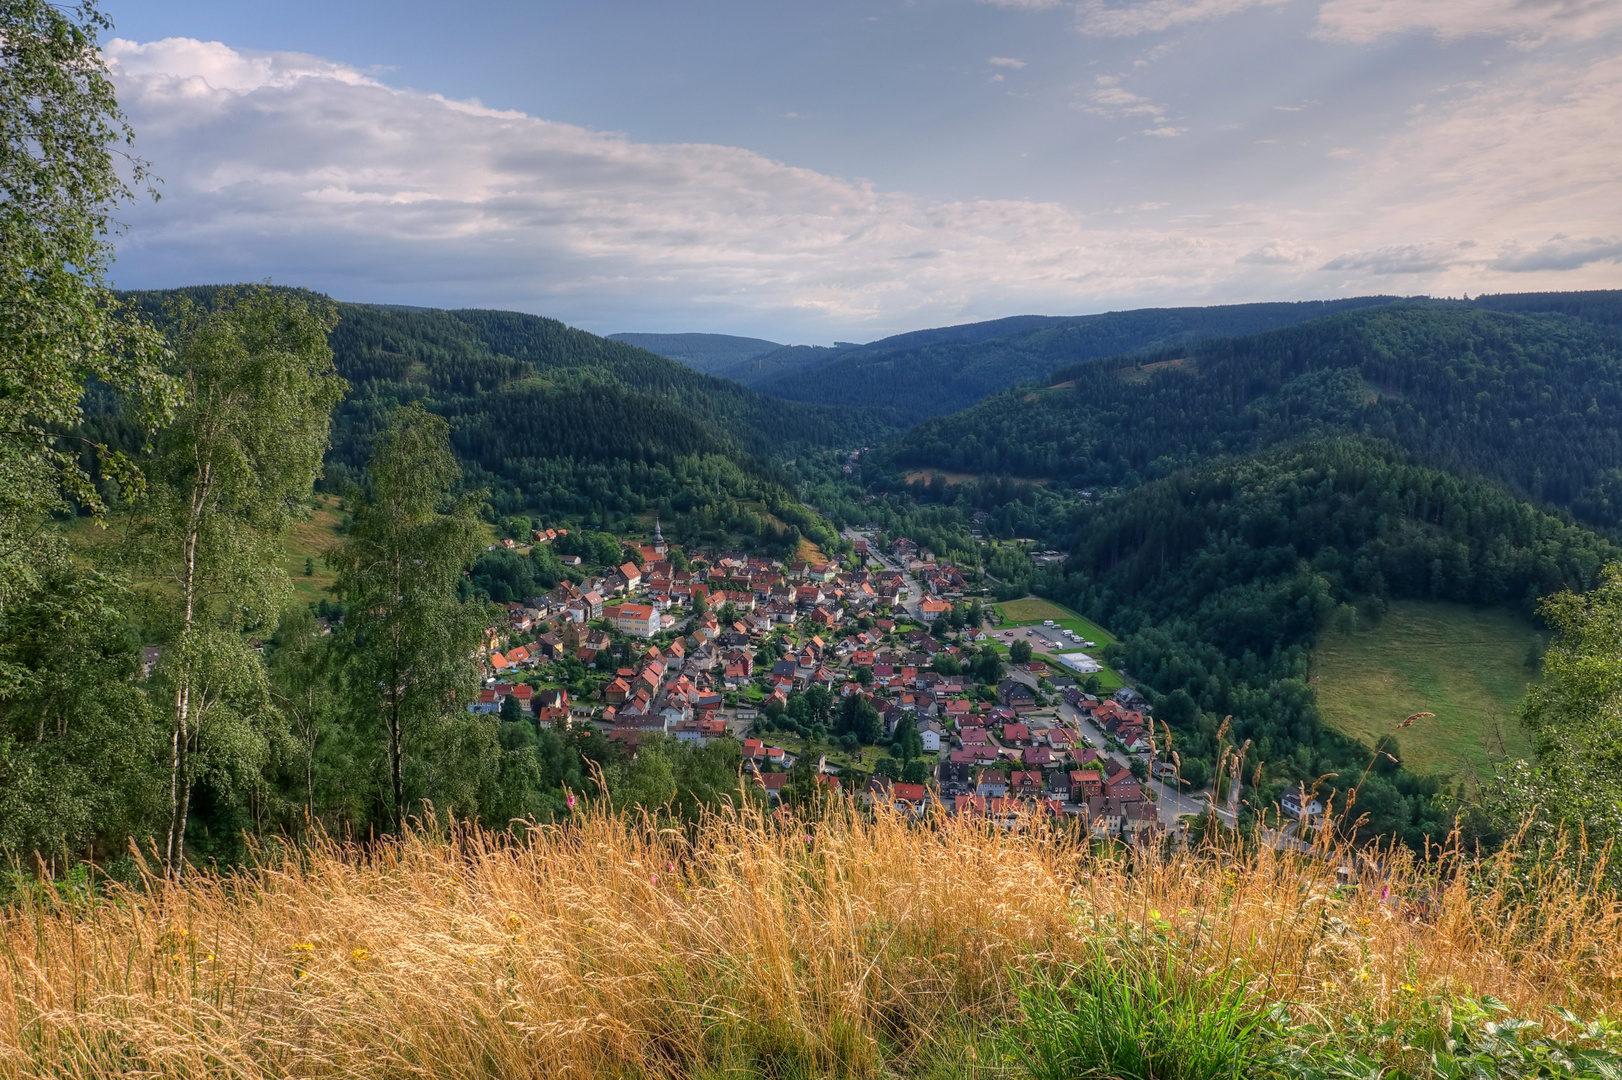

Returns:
1314,0,1622,45
1320,241,1476,274
103,37,1622,337
1308,46,1622,284
988,56,1029,67
105,38,1249,333
1238,242,1318,265
1490,235,1622,271
1076,0,1288,37
1076,76,1170,118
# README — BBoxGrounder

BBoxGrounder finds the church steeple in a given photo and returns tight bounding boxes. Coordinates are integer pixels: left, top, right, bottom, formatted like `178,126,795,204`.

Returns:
652,517,666,555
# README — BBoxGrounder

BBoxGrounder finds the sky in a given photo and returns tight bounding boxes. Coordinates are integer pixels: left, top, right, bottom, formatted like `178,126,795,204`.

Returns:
102,0,1622,343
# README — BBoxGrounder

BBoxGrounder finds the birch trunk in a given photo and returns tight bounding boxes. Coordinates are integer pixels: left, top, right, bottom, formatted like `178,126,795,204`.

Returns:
164,463,208,875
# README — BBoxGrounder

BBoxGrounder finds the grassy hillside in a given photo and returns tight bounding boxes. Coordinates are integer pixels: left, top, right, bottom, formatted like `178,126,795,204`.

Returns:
757,297,1401,424
8,808,1621,1079
61,495,352,608
1312,601,1539,779
604,331,782,375
275,495,349,607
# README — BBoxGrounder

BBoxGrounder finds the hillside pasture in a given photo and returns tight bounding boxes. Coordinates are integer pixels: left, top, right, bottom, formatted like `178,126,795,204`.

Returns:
61,496,348,608
1312,600,1540,779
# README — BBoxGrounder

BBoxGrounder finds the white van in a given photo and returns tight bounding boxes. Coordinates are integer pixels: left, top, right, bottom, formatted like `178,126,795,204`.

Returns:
1042,620,1055,627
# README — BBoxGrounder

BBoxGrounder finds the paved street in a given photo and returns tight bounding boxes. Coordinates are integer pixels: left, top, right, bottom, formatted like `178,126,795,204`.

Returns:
1056,701,1232,827
843,527,924,621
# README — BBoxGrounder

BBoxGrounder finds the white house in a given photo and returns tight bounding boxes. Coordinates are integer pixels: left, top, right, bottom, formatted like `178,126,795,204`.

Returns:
1281,788,1325,820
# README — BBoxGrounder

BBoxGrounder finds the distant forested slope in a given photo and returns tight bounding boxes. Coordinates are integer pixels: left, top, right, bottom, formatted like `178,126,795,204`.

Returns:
714,343,857,387
116,291,892,546
754,298,1402,423
889,298,1622,528
606,332,782,375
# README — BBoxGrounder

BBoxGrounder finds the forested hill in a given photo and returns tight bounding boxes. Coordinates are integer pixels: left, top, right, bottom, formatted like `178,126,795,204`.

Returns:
1044,438,1620,843
889,296,1622,529
752,297,1403,423
119,290,895,544
605,332,783,375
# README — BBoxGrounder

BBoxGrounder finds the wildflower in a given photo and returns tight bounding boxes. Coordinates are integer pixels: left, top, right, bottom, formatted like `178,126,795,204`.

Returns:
291,942,315,952
566,794,576,809
651,874,659,885
352,948,370,962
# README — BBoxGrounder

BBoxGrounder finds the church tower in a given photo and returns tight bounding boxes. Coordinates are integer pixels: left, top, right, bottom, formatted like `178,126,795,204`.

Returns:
652,517,667,556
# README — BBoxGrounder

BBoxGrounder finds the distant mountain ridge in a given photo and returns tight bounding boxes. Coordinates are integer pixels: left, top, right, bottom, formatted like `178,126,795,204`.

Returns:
605,332,783,376
751,298,1406,423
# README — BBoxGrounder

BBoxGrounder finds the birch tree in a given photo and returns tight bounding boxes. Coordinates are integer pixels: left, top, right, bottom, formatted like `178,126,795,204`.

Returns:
1,0,176,600
132,287,344,872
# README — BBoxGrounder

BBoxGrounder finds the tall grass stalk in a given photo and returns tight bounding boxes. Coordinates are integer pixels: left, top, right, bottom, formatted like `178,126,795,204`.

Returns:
1,798,1620,1078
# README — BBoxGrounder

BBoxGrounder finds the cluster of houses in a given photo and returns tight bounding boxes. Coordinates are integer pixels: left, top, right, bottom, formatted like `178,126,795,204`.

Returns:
474,529,950,748
480,525,926,678
469,524,1168,843
1062,688,1154,754
892,684,1164,843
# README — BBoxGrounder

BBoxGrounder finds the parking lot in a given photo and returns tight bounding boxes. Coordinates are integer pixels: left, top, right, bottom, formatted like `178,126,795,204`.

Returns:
997,623,1096,653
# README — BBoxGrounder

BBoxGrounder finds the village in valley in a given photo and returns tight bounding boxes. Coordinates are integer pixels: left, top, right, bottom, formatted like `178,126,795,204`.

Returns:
465,518,1225,845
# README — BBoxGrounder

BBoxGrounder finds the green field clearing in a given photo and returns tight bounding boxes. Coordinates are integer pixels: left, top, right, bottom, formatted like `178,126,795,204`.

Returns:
62,495,348,608
995,597,1115,641
994,597,1124,691
1312,600,1540,779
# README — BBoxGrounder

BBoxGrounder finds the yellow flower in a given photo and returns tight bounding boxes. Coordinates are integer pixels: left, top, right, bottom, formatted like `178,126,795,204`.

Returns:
291,942,315,952
351,948,370,962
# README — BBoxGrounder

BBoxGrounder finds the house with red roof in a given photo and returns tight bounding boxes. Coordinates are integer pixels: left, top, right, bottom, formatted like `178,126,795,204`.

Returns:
615,603,659,638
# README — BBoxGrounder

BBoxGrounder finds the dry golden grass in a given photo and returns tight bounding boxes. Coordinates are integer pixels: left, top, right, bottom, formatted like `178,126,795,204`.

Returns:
2,801,1620,1079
